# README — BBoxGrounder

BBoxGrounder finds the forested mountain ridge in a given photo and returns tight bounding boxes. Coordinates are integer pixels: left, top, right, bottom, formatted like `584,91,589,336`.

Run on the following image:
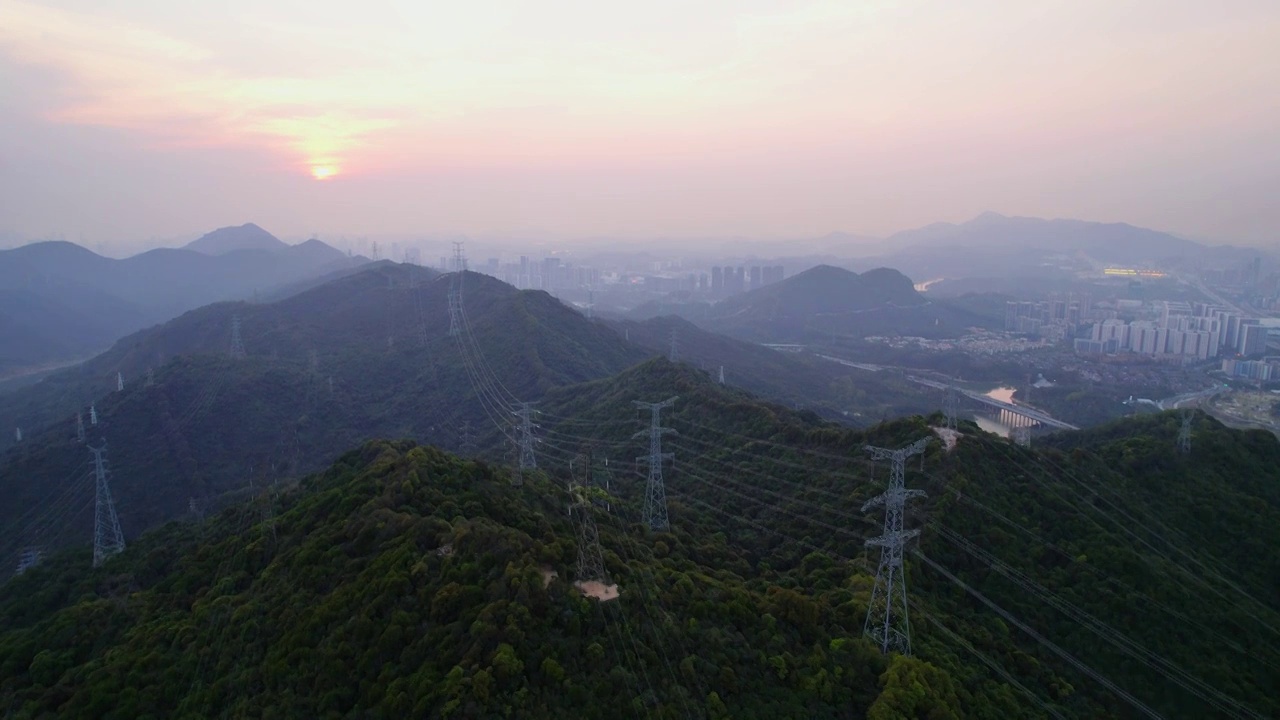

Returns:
0,266,646,562
0,438,1024,718
637,264,1003,343
2,360,1276,718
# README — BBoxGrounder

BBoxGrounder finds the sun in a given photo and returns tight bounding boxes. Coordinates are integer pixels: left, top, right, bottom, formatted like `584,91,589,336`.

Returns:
310,164,338,180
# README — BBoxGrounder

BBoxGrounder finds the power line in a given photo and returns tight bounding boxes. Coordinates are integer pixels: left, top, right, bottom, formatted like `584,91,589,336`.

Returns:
915,549,1164,719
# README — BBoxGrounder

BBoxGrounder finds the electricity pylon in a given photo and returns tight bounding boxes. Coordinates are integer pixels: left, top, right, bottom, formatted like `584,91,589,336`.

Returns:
16,548,43,575
862,437,930,655
668,329,679,362
76,411,85,443
145,367,155,388
942,386,959,431
230,315,246,359
459,421,475,456
447,288,461,337
718,366,725,384
634,396,678,531
570,453,608,583
1178,409,1193,455
90,405,98,425
513,402,539,486
117,372,124,392
1012,425,1031,448
89,442,126,567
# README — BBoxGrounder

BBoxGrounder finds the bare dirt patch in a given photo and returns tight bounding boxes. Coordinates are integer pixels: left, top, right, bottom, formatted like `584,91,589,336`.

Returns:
931,426,961,452
540,566,559,588
574,580,620,601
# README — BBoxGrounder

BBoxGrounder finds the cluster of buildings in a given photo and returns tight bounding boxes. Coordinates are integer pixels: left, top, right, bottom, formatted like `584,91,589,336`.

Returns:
708,265,785,297
1004,298,1092,342
443,256,605,292
1220,357,1280,381
1074,302,1270,362
440,253,787,299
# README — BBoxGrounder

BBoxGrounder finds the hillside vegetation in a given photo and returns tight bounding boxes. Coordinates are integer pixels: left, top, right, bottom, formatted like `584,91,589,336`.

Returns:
3,361,1277,718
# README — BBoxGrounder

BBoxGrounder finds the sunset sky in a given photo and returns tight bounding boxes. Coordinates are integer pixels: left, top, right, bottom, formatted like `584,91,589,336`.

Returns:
1,0,1277,248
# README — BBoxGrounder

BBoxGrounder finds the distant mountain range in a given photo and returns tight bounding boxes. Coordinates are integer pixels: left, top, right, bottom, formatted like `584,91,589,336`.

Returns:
0,224,365,378
886,212,1205,261
629,264,1001,343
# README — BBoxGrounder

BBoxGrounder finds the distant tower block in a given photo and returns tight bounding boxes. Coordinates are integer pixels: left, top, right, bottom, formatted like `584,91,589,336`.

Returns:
229,315,246,359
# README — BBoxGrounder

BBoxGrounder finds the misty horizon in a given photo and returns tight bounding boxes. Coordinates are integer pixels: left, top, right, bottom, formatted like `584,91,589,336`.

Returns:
2,1,1278,248
0,210,1268,261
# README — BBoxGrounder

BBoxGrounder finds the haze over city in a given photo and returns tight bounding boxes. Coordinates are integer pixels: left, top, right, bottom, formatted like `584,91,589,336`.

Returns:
2,0,1279,250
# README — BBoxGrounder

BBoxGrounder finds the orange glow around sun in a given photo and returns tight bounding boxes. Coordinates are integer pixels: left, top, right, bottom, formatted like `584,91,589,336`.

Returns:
310,164,338,180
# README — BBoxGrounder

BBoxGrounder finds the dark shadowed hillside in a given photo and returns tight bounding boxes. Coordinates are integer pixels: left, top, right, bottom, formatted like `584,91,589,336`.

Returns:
609,315,940,424
0,265,646,560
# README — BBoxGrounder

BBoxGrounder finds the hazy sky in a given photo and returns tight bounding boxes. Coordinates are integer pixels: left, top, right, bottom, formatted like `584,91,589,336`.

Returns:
1,0,1278,248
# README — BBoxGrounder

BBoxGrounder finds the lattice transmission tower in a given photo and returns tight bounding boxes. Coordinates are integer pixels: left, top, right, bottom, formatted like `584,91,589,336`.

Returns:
862,437,930,655
89,442,126,567
15,547,43,575
1012,425,1031,448
570,452,608,583
1178,409,1193,455
229,315,246,359
447,242,466,337
634,396,678,531
942,386,959,431
668,329,679,362
513,402,539,486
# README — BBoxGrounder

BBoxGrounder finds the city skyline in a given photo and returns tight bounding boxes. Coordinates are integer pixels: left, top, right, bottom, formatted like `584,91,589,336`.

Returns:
2,1,1278,245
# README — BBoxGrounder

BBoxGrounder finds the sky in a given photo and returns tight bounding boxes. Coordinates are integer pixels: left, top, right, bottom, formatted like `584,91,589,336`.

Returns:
1,0,1278,250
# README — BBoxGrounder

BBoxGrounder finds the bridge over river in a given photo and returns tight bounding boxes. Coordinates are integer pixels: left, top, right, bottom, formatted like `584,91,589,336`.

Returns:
908,377,1080,431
